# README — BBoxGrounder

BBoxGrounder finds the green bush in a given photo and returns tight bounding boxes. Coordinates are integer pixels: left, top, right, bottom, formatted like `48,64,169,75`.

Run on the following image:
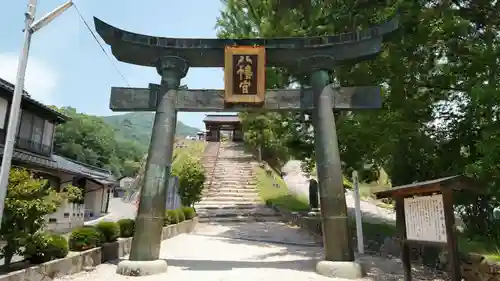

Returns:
163,212,170,226
182,206,196,219
165,210,179,225
172,156,206,207
82,225,106,242
117,219,135,237
24,233,69,264
68,226,103,251
95,221,120,242
176,208,186,222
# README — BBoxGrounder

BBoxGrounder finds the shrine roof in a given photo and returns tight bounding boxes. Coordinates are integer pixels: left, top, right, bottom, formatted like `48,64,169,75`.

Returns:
93,16,399,68
374,175,482,199
203,115,240,124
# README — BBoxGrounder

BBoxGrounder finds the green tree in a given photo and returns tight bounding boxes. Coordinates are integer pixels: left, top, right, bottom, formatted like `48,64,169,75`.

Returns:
217,0,500,243
172,156,206,207
1,169,63,267
52,107,143,178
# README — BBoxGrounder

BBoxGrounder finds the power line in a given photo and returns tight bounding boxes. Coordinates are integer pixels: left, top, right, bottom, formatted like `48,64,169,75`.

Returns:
72,3,131,87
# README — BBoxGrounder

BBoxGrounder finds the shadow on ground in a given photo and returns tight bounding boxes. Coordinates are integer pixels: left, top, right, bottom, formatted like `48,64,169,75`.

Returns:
170,220,448,281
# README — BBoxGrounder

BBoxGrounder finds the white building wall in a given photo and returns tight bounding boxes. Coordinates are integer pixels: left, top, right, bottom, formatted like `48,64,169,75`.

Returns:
45,173,85,233
84,181,110,219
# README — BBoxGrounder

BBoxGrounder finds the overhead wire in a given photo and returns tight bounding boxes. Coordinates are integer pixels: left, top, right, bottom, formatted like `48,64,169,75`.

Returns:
72,3,131,87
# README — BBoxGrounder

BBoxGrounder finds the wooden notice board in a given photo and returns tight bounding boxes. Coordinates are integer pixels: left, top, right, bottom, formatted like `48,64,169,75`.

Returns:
224,46,266,104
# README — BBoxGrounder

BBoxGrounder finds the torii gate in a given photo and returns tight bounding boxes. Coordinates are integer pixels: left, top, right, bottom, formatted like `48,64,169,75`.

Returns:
93,15,398,279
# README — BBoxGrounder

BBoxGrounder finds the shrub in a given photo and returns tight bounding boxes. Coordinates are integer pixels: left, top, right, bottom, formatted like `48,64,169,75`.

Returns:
68,226,103,251
182,206,196,220
1,168,63,266
165,210,179,225
163,213,170,226
95,221,120,242
172,156,206,207
117,219,135,237
82,225,105,242
24,233,69,264
176,208,185,222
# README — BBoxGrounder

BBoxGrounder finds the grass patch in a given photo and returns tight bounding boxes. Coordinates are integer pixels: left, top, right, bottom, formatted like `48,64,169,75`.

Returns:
254,165,309,212
347,217,398,239
172,140,206,170
458,237,500,261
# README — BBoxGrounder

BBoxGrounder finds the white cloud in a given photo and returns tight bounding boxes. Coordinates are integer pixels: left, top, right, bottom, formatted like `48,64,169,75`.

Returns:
0,52,58,105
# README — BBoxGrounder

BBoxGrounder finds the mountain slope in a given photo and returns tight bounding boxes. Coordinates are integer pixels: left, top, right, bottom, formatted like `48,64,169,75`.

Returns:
103,112,200,151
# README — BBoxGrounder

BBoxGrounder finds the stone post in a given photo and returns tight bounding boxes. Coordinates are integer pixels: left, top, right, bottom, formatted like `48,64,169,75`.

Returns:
309,179,319,211
310,70,364,279
116,56,188,277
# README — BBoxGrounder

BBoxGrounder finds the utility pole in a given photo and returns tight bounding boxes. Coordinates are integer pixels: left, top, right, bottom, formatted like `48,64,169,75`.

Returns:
0,0,74,227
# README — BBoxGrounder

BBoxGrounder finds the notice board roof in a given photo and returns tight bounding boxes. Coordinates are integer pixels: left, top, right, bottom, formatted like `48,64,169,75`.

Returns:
374,175,482,199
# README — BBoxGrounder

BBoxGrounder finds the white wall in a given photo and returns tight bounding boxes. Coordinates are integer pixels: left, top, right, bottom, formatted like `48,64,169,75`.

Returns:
0,97,8,129
84,181,110,218
45,173,85,233
46,200,85,234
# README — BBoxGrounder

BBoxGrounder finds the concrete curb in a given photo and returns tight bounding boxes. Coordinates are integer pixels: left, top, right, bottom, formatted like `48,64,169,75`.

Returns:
0,217,199,281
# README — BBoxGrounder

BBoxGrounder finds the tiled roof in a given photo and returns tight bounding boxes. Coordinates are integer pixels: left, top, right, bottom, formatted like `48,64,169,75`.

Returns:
0,78,69,123
51,155,115,180
0,145,115,182
203,114,240,123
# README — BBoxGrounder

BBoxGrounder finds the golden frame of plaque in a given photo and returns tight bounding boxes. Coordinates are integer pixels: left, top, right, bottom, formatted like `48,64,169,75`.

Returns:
224,46,266,104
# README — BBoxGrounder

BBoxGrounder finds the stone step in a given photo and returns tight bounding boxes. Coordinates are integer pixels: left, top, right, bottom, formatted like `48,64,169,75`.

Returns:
209,178,256,182
202,189,259,194
201,196,260,201
200,196,261,202
196,207,277,217
203,187,258,192
205,186,257,191
198,215,282,223
208,183,256,187
194,203,264,209
202,190,258,195
203,189,259,193
197,201,262,207
208,181,257,185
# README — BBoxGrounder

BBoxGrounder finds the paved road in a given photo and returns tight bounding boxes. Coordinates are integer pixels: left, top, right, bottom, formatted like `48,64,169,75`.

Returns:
85,198,137,225
282,160,395,223
54,221,426,281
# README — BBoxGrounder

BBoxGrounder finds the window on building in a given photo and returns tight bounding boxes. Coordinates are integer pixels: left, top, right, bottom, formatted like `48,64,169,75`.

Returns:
16,110,55,154
18,110,33,140
32,116,44,144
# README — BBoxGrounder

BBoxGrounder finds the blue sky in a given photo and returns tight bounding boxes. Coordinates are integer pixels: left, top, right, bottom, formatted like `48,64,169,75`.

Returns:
0,0,230,129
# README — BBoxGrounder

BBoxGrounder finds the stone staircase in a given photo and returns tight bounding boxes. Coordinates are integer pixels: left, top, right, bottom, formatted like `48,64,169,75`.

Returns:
195,142,280,222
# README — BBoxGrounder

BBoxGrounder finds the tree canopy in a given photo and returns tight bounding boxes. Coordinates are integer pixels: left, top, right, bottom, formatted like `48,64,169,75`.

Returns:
217,0,500,241
52,106,143,177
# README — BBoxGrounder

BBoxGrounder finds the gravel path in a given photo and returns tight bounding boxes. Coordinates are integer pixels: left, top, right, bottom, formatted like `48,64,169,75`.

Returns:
55,221,441,281
282,160,395,223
